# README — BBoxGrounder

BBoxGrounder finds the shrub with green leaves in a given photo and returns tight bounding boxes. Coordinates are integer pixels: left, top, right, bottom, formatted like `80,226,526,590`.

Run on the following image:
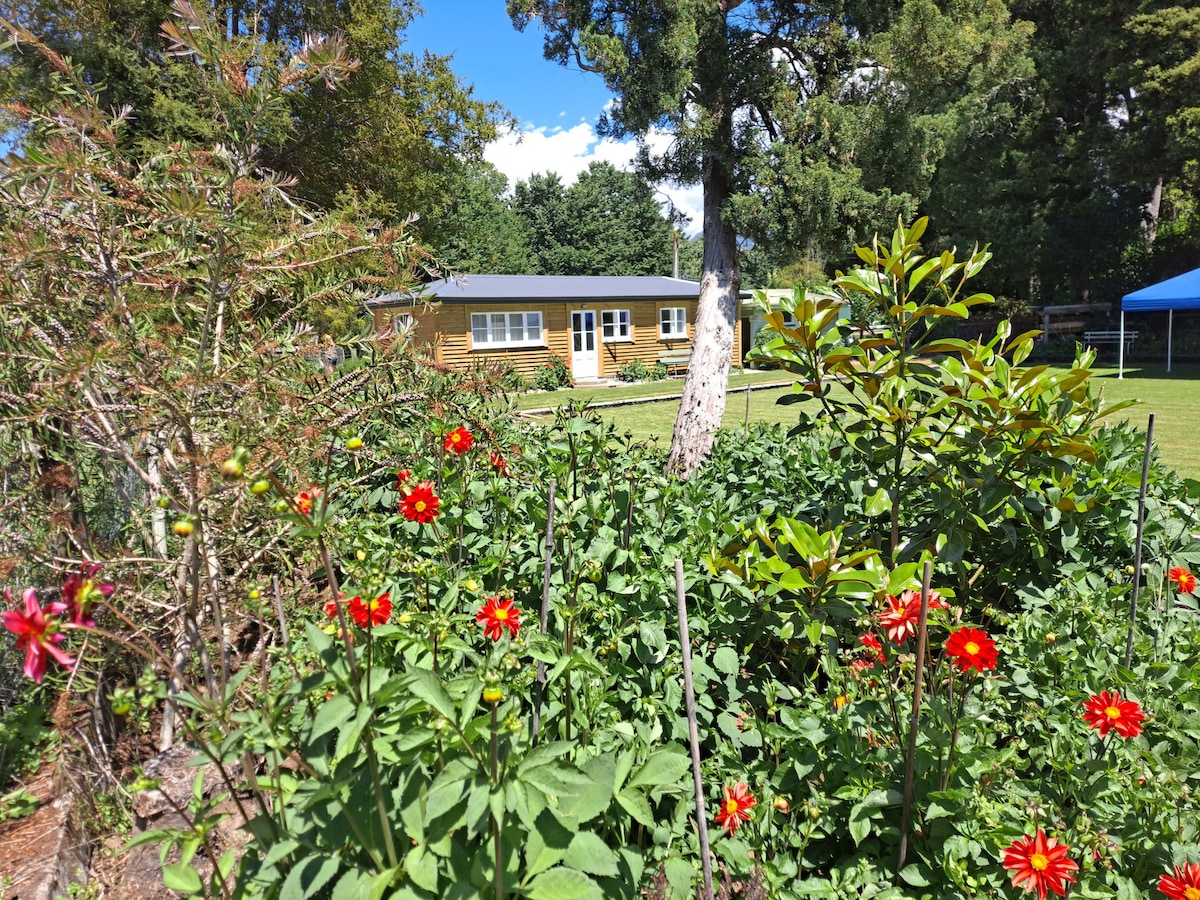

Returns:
617,358,651,382
533,351,574,390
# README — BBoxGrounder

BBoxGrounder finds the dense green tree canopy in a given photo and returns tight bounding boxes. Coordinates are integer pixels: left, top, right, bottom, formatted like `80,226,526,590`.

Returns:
436,162,532,275
0,0,505,232
511,171,573,274
427,159,678,277
553,161,675,276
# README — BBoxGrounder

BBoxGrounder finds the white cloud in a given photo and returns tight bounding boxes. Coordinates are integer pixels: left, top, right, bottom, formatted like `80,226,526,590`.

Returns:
484,121,704,235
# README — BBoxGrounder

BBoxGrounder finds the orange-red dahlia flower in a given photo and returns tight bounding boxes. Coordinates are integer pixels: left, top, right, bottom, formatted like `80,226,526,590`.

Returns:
1002,829,1078,899
476,596,521,641
945,627,998,673
1083,690,1145,738
878,589,945,643
444,426,474,455
348,592,392,628
1158,862,1200,899
851,632,886,670
1169,566,1197,595
400,481,440,523
714,782,756,836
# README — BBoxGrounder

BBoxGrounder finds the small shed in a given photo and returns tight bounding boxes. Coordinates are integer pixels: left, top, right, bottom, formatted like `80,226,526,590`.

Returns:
368,275,747,382
1119,267,1200,378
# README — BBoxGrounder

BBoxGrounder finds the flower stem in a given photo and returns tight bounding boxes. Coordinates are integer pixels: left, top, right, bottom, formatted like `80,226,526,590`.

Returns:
364,731,399,871
941,672,971,792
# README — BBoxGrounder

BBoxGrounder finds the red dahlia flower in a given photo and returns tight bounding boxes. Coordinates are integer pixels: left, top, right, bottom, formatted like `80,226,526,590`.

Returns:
945,627,998,673
714,782,756,836
1002,829,1078,899
489,451,508,475
851,632,886,670
295,488,321,515
2,587,75,683
400,481,440,523
60,562,112,629
396,469,411,485
1158,862,1200,900
1083,690,1145,738
444,426,474,455
348,592,392,628
476,596,521,641
1169,566,1197,595
878,589,945,643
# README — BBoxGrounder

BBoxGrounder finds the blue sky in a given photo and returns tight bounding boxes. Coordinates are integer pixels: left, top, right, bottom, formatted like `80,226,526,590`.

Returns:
403,2,704,229
404,2,613,128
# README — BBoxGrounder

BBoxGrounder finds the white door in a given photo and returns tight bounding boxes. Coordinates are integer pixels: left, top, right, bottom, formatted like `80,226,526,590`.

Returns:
571,311,599,380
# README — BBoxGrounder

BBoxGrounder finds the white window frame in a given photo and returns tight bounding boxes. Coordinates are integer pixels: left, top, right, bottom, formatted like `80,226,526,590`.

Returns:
601,309,632,342
659,307,687,339
470,311,544,349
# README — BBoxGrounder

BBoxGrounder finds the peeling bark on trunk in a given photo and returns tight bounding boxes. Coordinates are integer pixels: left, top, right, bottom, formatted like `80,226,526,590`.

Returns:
667,155,740,478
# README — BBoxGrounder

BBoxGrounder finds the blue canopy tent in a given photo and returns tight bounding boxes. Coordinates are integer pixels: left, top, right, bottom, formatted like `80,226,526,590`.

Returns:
1119,267,1200,378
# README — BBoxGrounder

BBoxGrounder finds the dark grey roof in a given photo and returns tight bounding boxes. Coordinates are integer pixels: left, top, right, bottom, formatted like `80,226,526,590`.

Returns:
369,274,754,307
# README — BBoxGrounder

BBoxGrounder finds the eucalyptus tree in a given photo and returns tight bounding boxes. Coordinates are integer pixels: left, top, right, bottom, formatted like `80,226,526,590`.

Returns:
506,1,922,475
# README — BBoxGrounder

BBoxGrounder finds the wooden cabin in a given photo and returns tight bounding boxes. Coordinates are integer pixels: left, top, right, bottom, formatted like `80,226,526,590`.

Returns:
369,275,745,381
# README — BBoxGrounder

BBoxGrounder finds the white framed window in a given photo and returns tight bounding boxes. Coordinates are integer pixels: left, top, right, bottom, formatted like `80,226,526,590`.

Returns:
659,307,687,339
470,311,543,348
601,309,632,342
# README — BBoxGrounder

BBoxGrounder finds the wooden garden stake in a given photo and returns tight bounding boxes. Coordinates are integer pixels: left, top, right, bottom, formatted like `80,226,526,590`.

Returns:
492,703,503,900
270,575,288,646
898,560,933,873
675,558,715,900
532,477,556,743
744,381,751,431
623,468,635,553
1124,414,1154,669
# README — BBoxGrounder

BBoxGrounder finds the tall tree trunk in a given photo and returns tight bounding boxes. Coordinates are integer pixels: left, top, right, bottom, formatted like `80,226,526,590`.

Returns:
1142,176,1163,245
667,154,740,478
667,4,741,478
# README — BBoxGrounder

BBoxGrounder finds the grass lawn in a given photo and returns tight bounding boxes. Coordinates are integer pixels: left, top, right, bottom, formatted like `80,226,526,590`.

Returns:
519,363,1200,481
512,369,789,411
1089,363,1200,481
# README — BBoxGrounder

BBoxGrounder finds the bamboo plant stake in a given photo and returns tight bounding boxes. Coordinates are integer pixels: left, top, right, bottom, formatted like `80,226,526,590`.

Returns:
1124,414,1154,669
898,560,933,873
532,477,557,743
675,558,715,900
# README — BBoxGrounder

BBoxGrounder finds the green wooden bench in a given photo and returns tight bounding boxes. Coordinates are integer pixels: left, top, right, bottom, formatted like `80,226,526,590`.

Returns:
657,348,692,374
